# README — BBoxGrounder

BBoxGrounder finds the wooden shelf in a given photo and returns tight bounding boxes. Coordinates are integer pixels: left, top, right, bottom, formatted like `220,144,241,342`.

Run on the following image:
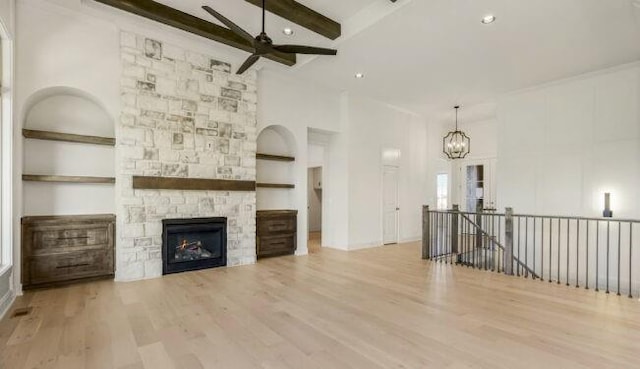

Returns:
23,129,115,146
256,153,295,162
22,175,116,184
256,183,295,189
132,176,256,191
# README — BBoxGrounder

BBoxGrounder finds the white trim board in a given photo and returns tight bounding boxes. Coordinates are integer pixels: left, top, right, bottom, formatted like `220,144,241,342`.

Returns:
0,288,15,321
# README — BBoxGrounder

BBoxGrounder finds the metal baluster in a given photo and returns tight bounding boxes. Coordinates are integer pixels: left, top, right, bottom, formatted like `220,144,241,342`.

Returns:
549,218,553,283
438,213,442,261
434,212,438,260
472,215,476,269
498,215,502,273
433,212,437,260
617,221,621,296
441,212,445,262
532,217,537,280
566,219,570,287
557,218,561,284
517,217,521,276
445,212,449,263
484,214,488,271
606,221,610,294
629,223,633,298
464,216,468,266
541,217,545,282
585,221,589,290
492,215,497,272
446,212,450,264
576,220,580,288
525,217,529,278
596,221,600,292
437,212,440,259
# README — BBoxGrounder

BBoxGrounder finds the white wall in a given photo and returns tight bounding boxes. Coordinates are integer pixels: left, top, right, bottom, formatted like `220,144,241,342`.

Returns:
0,0,14,36
347,95,428,248
497,62,640,218
256,125,296,211
425,121,450,208
23,93,115,216
449,118,498,209
0,0,15,319
258,70,345,253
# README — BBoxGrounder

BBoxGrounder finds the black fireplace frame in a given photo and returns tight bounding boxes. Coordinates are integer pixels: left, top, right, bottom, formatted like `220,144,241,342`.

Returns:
161,217,227,275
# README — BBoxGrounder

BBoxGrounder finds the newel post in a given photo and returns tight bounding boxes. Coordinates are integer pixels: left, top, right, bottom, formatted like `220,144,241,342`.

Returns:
451,205,459,255
504,207,514,275
422,205,430,259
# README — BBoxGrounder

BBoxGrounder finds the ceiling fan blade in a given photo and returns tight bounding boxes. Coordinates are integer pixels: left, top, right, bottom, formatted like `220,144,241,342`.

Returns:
237,54,260,75
272,45,338,55
202,6,255,44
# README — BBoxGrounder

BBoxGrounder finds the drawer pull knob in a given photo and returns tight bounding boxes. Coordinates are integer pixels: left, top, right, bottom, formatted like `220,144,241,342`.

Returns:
56,263,90,269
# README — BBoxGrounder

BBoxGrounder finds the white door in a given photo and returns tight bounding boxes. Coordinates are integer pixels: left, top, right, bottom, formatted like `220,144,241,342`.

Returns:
458,158,496,212
383,166,399,244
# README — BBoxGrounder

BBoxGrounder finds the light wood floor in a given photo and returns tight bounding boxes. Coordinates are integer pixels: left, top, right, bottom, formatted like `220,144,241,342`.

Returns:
1,242,639,369
308,232,321,254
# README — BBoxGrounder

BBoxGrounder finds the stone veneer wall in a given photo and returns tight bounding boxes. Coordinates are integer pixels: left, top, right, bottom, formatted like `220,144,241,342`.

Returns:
117,31,258,280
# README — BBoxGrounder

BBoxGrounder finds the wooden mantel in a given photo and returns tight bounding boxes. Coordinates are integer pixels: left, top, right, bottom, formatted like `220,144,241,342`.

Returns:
132,176,256,191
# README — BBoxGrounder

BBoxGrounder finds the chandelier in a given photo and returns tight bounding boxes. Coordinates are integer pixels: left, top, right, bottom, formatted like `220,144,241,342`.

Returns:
443,106,470,159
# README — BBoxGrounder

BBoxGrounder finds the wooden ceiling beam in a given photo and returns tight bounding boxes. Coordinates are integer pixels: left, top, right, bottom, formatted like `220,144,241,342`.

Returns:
244,0,341,40
93,0,296,66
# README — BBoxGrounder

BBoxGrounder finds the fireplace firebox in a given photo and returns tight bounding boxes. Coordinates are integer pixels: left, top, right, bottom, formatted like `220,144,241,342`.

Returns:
162,217,227,275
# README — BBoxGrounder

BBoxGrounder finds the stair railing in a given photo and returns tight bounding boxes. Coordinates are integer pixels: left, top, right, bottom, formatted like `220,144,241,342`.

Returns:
422,205,639,298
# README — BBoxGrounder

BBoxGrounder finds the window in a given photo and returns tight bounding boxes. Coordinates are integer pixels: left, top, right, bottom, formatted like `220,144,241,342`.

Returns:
436,174,448,210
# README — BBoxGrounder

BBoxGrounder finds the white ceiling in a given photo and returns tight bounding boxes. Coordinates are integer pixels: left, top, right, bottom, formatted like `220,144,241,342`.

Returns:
171,0,640,116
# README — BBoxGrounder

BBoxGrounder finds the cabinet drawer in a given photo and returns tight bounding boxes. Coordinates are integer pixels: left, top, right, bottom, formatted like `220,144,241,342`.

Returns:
28,250,113,286
258,234,296,257
257,217,296,235
28,225,111,254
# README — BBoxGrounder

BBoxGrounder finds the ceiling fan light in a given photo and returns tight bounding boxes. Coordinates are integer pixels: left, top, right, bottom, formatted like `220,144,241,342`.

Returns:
283,27,294,36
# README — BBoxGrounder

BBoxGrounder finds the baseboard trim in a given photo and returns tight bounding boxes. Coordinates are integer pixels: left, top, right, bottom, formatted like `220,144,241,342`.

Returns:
399,236,421,244
0,289,16,321
348,242,382,251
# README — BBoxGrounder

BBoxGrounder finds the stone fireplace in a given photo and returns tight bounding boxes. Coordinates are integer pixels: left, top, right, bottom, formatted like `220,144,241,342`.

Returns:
117,31,258,281
162,217,227,274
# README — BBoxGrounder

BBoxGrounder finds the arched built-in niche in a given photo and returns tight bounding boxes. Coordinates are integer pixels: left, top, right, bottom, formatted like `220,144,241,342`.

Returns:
22,87,115,216
256,125,297,210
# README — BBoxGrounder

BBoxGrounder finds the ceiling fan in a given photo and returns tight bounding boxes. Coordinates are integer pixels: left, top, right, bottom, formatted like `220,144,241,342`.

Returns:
202,0,338,75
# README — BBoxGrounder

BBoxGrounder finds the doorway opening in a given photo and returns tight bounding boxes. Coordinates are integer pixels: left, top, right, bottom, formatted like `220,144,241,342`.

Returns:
457,158,496,212
307,135,327,253
307,166,322,253
436,173,449,210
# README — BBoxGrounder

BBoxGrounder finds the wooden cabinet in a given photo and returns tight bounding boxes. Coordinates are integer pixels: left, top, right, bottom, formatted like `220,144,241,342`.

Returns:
256,210,297,259
22,214,115,289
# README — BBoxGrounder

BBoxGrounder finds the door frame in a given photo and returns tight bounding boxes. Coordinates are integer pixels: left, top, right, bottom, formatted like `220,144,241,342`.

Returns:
382,164,400,245
454,156,497,212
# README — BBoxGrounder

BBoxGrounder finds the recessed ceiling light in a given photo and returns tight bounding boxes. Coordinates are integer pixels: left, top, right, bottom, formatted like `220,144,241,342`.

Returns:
283,27,294,36
481,15,496,24
355,73,365,79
